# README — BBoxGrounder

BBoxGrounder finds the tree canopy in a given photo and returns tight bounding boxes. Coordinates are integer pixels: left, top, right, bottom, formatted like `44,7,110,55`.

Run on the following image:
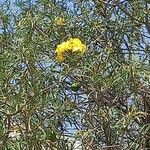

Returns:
0,0,150,149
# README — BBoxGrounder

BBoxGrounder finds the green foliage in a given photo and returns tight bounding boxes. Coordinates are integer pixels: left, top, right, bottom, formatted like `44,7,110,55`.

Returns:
0,0,150,149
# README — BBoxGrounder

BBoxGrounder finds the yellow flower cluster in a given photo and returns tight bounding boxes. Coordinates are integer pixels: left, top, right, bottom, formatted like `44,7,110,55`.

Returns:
55,38,86,62
55,17,65,26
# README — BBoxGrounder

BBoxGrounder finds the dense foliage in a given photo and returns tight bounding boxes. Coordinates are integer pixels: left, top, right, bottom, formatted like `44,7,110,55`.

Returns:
0,0,150,149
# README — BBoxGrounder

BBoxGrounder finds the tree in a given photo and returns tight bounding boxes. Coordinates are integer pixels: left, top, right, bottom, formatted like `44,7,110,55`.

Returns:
0,0,150,149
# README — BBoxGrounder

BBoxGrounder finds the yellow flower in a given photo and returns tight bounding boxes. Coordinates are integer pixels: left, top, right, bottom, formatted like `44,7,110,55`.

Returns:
56,41,71,53
56,52,65,62
55,17,65,26
69,38,86,53
55,38,86,62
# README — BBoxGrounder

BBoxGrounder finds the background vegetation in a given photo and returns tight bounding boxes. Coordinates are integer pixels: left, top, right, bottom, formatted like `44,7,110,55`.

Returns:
0,0,150,149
